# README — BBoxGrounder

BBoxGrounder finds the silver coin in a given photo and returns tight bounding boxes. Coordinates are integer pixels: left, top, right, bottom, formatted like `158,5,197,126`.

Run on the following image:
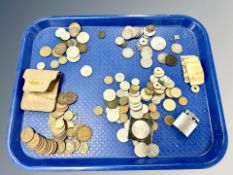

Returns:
149,75,159,83
140,58,153,69
157,53,167,64
66,46,80,58
146,143,160,158
115,37,125,46
55,27,66,38
124,120,130,130
171,43,183,54
130,109,144,119
153,67,165,78
120,81,130,91
134,142,147,158
117,128,129,143
76,32,90,44
143,27,156,37
150,36,166,51
141,46,153,58
131,120,150,139
106,107,120,122
103,89,116,101
122,47,134,59
115,72,125,82
131,78,140,86
141,88,152,101
122,28,133,40
80,65,93,77
67,55,81,63
60,32,71,41
116,89,128,98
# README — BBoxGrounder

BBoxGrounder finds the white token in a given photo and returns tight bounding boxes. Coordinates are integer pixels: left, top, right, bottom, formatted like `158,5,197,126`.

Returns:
116,128,129,143
140,58,153,69
67,55,81,63
76,32,90,44
157,53,167,64
146,143,160,158
66,46,80,58
115,73,125,82
122,47,134,59
134,142,147,158
106,107,120,122
103,89,116,101
139,37,148,46
141,46,153,58
171,43,183,54
150,36,166,51
80,65,92,77
55,27,66,38
115,37,125,46
60,32,71,41
131,78,140,86
120,81,130,91
36,62,45,70
132,120,150,139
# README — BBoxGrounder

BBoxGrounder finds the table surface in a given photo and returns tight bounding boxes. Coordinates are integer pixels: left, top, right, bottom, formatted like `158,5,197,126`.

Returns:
0,0,232,174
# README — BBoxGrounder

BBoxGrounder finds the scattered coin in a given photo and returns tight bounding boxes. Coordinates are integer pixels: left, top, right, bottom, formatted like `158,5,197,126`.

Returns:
54,42,67,55
140,58,153,68
165,54,177,66
40,46,52,57
115,37,125,46
163,99,176,111
60,31,71,41
76,125,92,142
66,46,80,59
55,28,66,38
65,139,76,154
106,107,120,122
150,111,160,120
93,106,104,116
170,87,182,98
58,56,68,65
20,127,35,143
117,128,129,143
115,73,125,82
103,89,116,101
119,96,129,106
120,81,130,91
150,36,166,51
134,142,147,158
157,53,167,64
36,62,45,70
50,60,59,69
67,55,81,63
178,96,188,106
146,143,160,158
80,65,93,77
104,76,113,85
164,115,175,126
122,47,134,59
79,142,89,154
152,121,159,131
171,43,183,54
98,31,106,39
68,22,81,37
131,120,150,139
77,43,88,53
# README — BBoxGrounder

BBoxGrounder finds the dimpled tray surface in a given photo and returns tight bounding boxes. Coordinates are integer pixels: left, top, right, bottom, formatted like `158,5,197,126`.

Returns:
7,15,227,171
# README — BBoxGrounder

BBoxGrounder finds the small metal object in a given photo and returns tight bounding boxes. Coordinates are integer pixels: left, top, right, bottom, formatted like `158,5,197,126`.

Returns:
173,110,200,137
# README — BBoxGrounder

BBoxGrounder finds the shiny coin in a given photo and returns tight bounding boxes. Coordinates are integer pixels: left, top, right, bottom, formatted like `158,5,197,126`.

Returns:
170,87,182,98
164,115,175,126
134,142,147,158
165,88,173,98
131,120,150,139
150,36,166,51
80,65,92,77
191,85,200,93
115,37,125,46
140,58,153,68
79,142,89,154
98,31,106,39
76,125,92,142
150,75,158,83
115,72,125,82
104,75,113,85
77,43,88,53
117,128,129,143
52,48,62,57
67,55,80,62
120,81,130,91
165,54,177,66
103,89,116,101
178,96,188,106
106,107,120,122
76,32,90,44
157,53,167,64
131,78,140,86
66,46,80,59
142,104,149,114
36,62,45,70
60,31,71,41
146,143,160,158
55,27,66,38
122,28,133,40
63,111,74,121
58,56,68,65
40,46,52,57
148,103,157,112
20,127,34,143
50,60,59,69
122,47,134,59
93,106,104,116
54,42,67,55
58,91,78,105
163,99,176,111
139,37,148,46
68,22,81,37
116,89,129,98
150,111,160,120
171,43,183,54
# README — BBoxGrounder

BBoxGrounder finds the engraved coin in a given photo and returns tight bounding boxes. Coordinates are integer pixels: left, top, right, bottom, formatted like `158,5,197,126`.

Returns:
140,58,153,68
178,96,188,106
104,76,113,85
50,60,59,69
122,47,134,59
68,22,81,37
170,87,182,98
165,54,177,66
103,89,116,101
54,42,67,55
115,73,125,82
171,43,183,54
150,36,166,51
131,120,150,139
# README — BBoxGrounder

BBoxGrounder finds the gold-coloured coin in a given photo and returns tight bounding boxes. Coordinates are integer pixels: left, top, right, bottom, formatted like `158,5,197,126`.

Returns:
118,113,128,123
105,99,119,109
20,127,35,143
143,112,151,119
40,45,52,57
165,88,173,98
77,43,88,53
27,133,40,149
56,141,66,154
170,87,182,98
66,127,74,137
152,121,159,131
150,111,160,120
69,22,81,37
93,106,104,116
54,42,67,55
58,56,68,65
178,96,188,106
119,96,129,106
76,126,92,142
146,82,154,90
146,24,156,32
148,103,157,112
55,119,65,129
50,60,59,69
63,111,74,121
164,115,175,126
163,99,176,112
119,105,129,114
79,142,89,154
191,85,200,93
72,124,85,137
145,88,154,95
104,76,113,85
98,31,106,39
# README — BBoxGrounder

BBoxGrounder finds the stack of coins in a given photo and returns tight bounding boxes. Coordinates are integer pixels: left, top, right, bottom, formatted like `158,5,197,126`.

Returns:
38,22,90,69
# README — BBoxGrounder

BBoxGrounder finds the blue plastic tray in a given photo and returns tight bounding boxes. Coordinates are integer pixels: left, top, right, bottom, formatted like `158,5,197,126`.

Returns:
7,15,227,171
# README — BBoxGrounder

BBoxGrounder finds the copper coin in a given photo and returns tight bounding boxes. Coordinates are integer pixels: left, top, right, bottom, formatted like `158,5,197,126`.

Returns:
165,54,177,66
54,42,67,55
164,115,175,126
148,103,157,112
56,141,66,154
77,43,88,53
76,126,92,142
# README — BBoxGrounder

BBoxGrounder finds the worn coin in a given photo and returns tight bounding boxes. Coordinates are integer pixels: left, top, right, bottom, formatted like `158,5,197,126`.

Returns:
119,96,129,106
93,106,104,116
103,89,116,101
104,75,113,85
20,127,35,143
163,99,176,112
98,31,106,39
68,22,81,37
107,107,120,122
150,111,160,120
157,53,167,64
80,65,93,77
58,56,68,65
170,87,182,98
77,43,88,53
164,115,175,126
131,120,150,139
146,143,160,158
66,38,78,47
56,141,66,154
117,128,129,143
76,125,92,142
50,60,59,69
40,46,52,57
63,111,74,121
76,32,90,44
150,36,166,51
54,42,67,55
120,81,130,91
134,142,147,158
165,54,177,66
55,27,66,38
66,46,80,59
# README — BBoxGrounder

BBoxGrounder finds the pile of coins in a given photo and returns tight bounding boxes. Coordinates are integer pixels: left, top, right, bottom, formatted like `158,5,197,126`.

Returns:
21,91,93,155
38,22,90,70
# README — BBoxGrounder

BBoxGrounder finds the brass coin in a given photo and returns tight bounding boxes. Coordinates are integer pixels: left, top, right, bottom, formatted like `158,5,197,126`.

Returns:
79,142,89,154
77,43,88,53
27,133,40,149
178,96,188,106
164,115,175,126
152,121,159,131
63,111,74,121
148,103,157,112
129,85,139,94
143,112,151,119
165,88,173,98
72,124,85,137
150,111,160,120
118,113,128,123
66,127,74,137
52,48,62,57
163,99,176,112
76,126,92,142
65,139,76,154
93,106,104,116
146,82,154,90
69,22,81,37
50,140,58,155
145,88,154,95
170,87,182,98
50,60,59,69
40,46,52,57
54,42,67,55
37,137,47,154
105,99,119,109
119,96,129,106
55,119,65,129
20,127,35,143
146,24,156,32
56,141,66,154
58,56,68,65
119,105,129,114
66,38,78,47
104,76,113,85
58,91,78,105
98,31,106,39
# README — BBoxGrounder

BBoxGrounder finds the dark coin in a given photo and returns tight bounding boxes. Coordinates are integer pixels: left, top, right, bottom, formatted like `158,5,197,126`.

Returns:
165,54,177,66
77,43,88,53
98,31,106,39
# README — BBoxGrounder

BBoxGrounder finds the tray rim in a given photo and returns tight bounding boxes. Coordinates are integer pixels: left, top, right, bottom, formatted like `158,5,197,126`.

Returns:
7,14,228,171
